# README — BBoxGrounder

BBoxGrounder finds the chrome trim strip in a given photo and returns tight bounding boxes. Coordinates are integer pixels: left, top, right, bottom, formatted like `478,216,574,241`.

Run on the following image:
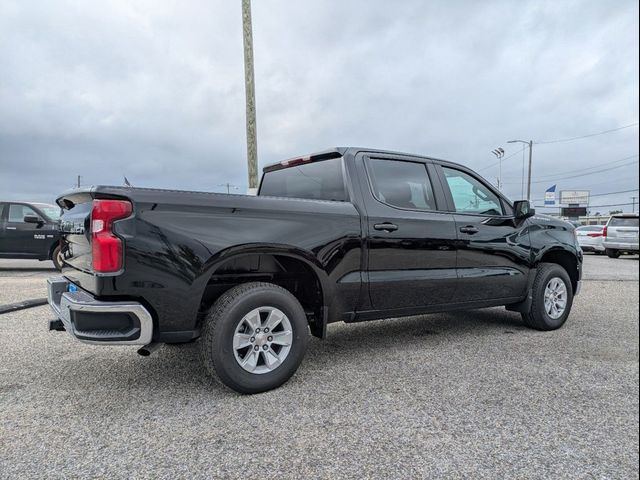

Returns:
47,276,153,345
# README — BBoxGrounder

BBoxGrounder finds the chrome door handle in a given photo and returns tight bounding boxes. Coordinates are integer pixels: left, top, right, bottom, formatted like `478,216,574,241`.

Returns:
6,227,16,230
374,223,398,232
459,225,479,234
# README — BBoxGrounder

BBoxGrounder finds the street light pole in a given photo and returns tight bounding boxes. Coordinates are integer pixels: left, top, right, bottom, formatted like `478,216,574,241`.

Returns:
491,147,504,190
507,139,533,201
242,0,258,192
526,140,533,202
218,183,239,195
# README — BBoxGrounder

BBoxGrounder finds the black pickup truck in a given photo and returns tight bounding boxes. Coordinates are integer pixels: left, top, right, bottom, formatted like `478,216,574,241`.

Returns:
48,147,582,393
0,201,63,270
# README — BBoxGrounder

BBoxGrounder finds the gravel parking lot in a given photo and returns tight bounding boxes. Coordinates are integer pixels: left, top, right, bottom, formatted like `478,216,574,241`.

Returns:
1,256,638,479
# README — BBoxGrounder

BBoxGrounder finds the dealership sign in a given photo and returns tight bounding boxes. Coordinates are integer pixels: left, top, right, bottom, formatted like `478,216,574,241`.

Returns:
560,190,590,205
544,185,557,205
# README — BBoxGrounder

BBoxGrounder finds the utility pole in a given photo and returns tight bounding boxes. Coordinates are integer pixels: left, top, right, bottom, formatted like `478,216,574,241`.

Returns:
526,140,533,202
632,196,637,213
76,175,81,188
242,0,258,192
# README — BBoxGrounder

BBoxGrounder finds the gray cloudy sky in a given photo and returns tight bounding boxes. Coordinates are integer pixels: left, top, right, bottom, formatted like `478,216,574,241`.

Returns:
1,0,638,212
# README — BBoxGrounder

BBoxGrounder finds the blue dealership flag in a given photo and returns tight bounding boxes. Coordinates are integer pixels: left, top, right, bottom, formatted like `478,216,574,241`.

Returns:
544,185,556,205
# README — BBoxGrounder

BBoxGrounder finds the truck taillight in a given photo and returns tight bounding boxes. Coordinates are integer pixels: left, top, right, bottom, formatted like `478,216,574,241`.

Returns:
91,199,132,273
602,226,607,238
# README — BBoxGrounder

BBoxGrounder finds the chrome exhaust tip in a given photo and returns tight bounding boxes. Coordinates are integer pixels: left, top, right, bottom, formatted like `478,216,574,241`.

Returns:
137,342,161,356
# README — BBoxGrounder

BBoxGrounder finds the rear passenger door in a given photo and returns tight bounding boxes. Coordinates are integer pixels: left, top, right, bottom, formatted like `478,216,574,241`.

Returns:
362,155,458,312
437,165,531,302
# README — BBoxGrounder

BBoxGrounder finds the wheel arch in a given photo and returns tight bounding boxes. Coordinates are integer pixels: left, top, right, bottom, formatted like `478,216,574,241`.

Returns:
536,247,580,293
195,244,331,338
48,240,60,259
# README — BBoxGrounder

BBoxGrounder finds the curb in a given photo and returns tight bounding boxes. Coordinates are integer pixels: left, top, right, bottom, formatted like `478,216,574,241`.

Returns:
0,298,48,315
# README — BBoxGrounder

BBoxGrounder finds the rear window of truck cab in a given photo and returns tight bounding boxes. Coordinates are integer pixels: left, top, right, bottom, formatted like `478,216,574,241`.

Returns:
259,157,347,201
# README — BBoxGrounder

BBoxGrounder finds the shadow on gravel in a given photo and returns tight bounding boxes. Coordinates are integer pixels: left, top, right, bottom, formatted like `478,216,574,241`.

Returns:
39,307,526,396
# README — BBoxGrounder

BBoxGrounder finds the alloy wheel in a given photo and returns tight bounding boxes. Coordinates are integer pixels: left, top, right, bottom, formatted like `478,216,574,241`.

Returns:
543,277,568,320
233,306,293,374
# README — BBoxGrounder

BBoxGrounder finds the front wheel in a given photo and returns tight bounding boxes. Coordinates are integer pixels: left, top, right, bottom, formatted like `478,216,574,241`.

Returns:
606,249,621,258
521,263,574,331
200,282,309,394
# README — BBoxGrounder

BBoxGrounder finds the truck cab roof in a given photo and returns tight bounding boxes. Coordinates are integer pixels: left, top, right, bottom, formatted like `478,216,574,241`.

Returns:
262,147,457,172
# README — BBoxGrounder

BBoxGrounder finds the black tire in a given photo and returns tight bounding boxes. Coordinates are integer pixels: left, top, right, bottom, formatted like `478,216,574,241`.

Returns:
606,249,621,259
521,263,574,331
51,245,63,271
200,282,309,394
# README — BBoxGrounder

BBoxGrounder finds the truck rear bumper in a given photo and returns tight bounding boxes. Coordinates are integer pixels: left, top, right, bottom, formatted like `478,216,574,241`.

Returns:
47,276,153,345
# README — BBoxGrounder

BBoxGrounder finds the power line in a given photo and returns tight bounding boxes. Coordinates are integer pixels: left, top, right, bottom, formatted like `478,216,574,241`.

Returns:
590,188,640,197
535,122,639,145
578,171,640,190
515,154,639,181
479,122,638,177
502,156,639,185
531,159,638,183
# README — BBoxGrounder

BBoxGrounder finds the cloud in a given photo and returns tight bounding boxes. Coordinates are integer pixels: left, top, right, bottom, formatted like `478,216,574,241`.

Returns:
1,0,638,211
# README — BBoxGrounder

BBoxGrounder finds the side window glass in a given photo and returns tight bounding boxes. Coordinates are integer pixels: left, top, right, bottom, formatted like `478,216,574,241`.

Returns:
8,204,37,223
368,159,437,210
442,168,504,216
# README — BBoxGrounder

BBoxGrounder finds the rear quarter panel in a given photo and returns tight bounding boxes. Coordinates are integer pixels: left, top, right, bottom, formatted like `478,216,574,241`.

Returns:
72,189,363,337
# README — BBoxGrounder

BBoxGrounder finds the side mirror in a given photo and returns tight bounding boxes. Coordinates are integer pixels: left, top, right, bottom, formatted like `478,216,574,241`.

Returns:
24,215,43,224
514,200,535,220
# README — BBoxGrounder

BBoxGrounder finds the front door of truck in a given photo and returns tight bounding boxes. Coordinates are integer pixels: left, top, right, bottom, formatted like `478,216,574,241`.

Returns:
361,155,458,312
5,203,47,256
437,165,531,302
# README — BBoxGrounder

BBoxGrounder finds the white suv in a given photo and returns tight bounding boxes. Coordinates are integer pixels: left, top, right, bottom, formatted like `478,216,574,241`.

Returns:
603,214,639,258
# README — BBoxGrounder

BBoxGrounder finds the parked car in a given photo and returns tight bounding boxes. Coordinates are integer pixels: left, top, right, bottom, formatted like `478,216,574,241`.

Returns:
575,225,605,254
603,213,639,258
47,147,582,393
0,201,63,270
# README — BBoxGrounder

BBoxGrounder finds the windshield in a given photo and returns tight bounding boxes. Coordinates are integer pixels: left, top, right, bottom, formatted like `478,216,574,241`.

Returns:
35,204,62,221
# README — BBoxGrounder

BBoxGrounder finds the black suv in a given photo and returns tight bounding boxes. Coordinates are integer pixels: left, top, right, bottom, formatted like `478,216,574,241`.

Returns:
0,201,62,270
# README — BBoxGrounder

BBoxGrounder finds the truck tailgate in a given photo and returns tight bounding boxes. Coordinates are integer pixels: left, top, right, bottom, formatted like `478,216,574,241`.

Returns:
57,189,135,295
59,199,93,273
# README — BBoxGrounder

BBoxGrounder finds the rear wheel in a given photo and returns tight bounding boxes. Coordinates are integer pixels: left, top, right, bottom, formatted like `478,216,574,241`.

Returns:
606,249,621,259
51,245,63,271
200,282,309,394
521,263,574,331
